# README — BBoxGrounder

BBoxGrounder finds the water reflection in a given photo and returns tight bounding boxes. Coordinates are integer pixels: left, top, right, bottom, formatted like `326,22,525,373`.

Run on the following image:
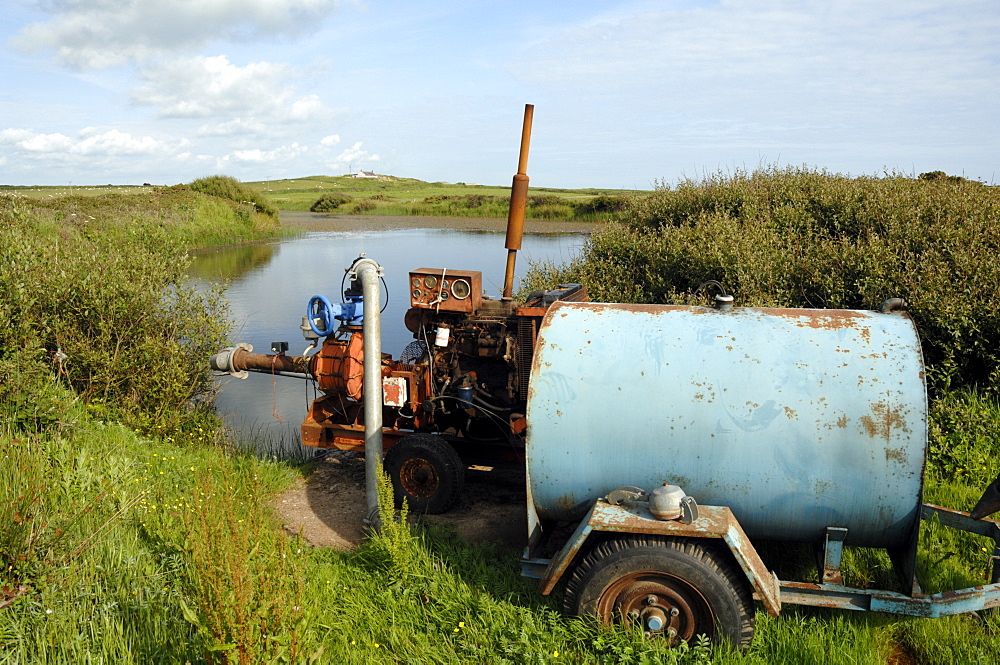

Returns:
188,243,276,282
193,227,583,456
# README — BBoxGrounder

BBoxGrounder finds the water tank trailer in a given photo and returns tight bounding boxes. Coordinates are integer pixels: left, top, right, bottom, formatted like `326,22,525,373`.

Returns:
209,105,1000,648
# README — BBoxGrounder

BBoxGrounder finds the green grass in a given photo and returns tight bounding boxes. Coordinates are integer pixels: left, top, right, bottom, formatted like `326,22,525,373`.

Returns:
3,174,645,221
244,174,642,220
4,168,1000,663
3,404,996,664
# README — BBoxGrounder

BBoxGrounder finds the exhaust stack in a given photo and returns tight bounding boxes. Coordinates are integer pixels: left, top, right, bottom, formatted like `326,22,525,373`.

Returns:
502,103,534,300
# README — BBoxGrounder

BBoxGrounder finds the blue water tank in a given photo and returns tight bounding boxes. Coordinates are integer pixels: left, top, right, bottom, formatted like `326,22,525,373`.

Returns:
526,302,927,548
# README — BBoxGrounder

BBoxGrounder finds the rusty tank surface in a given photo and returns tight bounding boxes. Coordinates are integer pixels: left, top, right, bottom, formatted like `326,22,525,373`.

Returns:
525,301,928,548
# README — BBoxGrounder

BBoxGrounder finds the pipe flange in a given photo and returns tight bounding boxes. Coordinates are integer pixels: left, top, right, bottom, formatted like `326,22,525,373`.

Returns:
210,342,253,379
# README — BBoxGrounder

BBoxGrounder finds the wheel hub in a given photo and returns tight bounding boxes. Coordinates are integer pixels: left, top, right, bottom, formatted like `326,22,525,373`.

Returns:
398,457,440,498
603,576,714,644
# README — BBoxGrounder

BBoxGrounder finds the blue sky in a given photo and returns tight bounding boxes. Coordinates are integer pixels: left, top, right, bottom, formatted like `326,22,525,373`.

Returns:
2,0,998,188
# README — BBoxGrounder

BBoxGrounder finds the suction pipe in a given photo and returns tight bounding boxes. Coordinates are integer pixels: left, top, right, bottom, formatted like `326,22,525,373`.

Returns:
352,257,385,529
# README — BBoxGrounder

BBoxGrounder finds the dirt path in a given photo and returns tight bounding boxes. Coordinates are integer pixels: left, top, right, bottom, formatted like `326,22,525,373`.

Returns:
273,450,528,551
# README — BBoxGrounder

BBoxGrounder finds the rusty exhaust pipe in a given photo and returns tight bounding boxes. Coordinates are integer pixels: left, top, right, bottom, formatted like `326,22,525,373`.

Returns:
502,103,534,300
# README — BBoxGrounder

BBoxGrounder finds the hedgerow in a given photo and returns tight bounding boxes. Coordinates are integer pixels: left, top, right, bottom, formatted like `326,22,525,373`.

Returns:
524,167,1000,393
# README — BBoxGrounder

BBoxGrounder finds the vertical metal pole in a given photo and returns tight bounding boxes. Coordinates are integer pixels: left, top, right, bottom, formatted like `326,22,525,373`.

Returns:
353,258,384,529
502,104,534,300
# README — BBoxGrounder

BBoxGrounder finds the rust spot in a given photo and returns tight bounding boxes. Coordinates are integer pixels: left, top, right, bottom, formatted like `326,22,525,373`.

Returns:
556,494,577,512
860,401,910,439
759,307,867,330
836,415,849,428
783,406,797,419
885,447,908,464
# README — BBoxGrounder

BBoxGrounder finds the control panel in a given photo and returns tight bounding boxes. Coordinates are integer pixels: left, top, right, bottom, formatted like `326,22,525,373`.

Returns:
408,268,482,313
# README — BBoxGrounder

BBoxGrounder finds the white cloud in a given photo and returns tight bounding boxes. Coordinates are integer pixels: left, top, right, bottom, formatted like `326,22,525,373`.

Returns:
197,118,269,137
131,55,328,131
222,142,310,165
14,0,343,70
1,126,173,160
75,128,165,156
332,141,379,166
0,123,379,183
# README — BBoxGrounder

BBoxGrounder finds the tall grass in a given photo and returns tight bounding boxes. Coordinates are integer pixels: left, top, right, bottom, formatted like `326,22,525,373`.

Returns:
4,168,1000,663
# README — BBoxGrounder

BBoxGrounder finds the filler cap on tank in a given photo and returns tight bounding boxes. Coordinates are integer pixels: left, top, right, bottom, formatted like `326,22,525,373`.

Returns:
605,483,699,524
649,483,700,523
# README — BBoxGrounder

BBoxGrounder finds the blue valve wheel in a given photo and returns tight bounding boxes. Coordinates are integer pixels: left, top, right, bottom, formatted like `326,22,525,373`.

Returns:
307,295,336,336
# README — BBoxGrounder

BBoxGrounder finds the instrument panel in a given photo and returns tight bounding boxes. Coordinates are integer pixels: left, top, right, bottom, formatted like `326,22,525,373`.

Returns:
408,268,482,313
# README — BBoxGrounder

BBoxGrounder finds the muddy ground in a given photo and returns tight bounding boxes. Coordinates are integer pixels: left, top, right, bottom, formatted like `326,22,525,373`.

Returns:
271,212,592,551
273,450,527,550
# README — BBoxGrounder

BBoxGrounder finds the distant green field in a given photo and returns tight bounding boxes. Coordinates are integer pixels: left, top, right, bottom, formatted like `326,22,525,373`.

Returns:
245,175,641,220
1,183,156,197
3,175,648,220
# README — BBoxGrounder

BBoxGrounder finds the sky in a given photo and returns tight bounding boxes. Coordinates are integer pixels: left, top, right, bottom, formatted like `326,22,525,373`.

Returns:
2,0,998,189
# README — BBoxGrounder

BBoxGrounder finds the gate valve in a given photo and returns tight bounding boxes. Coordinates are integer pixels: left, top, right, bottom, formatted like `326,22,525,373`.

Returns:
306,294,362,337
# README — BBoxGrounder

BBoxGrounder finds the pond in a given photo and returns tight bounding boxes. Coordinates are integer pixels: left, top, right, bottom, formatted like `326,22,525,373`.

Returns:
190,221,585,456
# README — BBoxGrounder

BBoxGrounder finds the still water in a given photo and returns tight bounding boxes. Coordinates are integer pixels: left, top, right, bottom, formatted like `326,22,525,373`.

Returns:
191,224,585,455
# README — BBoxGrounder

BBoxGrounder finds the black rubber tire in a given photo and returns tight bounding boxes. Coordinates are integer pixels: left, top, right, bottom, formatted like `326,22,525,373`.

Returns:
564,536,755,648
383,434,465,514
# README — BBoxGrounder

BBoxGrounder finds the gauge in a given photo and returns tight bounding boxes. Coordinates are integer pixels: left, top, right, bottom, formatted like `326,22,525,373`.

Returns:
423,275,438,289
411,276,422,287
412,288,422,299
441,279,450,290
440,290,450,301
451,278,471,299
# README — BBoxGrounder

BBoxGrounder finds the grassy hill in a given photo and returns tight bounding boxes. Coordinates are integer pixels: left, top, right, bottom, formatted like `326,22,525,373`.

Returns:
4,175,648,221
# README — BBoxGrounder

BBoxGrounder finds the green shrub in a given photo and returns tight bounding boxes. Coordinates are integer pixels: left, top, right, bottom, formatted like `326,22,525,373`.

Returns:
572,195,630,217
310,193,354,212
189,175,279,219
0,193,230,433
527,194,565,207
524,167,1000,393
350,200,377,214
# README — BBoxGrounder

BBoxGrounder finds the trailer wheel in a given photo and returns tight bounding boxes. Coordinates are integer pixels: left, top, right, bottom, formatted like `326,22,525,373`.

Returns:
384,434,464,514
564,536,754,648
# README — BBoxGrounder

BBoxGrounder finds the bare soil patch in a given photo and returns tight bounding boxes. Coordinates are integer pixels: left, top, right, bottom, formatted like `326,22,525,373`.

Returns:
273,450,527,551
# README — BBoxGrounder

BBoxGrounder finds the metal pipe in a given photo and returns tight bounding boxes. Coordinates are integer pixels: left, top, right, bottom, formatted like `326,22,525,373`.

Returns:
502,103,534,300
210,346,312,376
352,257,385,530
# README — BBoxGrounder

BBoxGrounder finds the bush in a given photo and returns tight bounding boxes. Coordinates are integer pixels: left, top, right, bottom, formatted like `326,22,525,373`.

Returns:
188,175,279,219
572,195,630,217
0,193,230,433
524,167,1000,393
350,200,377,214
310,193,354,212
